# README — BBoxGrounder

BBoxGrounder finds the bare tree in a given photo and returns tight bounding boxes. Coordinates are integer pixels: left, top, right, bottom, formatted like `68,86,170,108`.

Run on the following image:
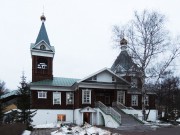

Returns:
0,81,8,96
113,10,180,120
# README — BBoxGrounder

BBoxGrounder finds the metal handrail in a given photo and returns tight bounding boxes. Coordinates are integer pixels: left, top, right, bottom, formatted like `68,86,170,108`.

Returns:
112,101,135,110
95,101,121,124
112,101,144,122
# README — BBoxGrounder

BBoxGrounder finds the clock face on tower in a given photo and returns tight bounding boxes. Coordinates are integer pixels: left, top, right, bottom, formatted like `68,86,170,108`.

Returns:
37,58,48,69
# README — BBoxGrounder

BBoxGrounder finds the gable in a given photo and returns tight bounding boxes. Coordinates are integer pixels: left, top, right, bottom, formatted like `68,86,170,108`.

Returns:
31,41,54,52
78,68,129,85
86,71,114,83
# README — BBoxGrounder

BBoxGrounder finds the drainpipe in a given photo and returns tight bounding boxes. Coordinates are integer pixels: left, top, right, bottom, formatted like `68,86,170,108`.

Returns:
73,90,75,124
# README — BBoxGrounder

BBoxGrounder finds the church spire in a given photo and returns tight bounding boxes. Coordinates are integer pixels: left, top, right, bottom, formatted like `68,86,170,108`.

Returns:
35,14,50,46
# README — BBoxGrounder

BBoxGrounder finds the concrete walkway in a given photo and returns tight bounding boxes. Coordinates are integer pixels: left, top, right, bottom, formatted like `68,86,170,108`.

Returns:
31,128,58,135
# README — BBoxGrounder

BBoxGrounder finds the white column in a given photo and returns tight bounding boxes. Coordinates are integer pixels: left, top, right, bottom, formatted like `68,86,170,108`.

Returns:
97,110,99,125
81,113,83,125
92,113,93,125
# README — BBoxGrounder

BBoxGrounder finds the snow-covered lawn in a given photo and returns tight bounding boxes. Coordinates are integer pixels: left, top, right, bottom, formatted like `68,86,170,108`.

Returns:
22,130,31,135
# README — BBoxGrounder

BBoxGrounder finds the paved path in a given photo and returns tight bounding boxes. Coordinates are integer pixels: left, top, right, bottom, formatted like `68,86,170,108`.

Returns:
31,128,58,135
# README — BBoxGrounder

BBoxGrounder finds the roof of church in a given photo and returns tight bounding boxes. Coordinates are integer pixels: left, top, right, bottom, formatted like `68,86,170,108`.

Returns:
111,50,135,71
31,77,80,87
35,22,50,45
0,90,18,99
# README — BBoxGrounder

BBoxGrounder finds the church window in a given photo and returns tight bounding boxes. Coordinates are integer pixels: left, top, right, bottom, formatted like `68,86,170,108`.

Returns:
38,91,47,99
53,92,61,105
37,58,48,69
112,76,115,82
92,75,97,81
57,114,66,121
40,45,46,50
105,96,110,104
145,95,149,106
82,89,91,104
131,95,138,106
117,91,125,104
66,92,74,104
131,77,137,88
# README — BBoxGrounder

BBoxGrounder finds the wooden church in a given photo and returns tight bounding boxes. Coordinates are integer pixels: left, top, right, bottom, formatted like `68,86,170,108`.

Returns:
30,15,157,127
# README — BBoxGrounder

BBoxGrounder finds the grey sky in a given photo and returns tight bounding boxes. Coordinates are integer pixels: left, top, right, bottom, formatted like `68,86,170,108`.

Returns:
0,0,180,90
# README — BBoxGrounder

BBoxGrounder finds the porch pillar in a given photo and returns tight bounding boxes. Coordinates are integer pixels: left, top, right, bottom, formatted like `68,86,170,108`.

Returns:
92,113,94,125
81,113,83,125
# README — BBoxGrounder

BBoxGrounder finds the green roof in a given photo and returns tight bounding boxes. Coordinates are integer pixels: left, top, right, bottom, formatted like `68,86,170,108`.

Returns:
0,90,18,99
31,77,80,87
35,22,50,45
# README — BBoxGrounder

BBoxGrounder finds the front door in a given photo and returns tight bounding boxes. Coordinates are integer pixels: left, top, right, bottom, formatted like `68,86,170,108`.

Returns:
117,91,125,104
96,94,105,103
83,112,90,124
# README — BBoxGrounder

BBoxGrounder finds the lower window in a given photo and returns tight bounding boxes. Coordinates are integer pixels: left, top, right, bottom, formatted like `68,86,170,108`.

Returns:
131,95,138,106
57,114,66,121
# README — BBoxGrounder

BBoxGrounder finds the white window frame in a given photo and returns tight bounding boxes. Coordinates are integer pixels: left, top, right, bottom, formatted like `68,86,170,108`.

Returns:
145,95,149,106
117,91,125,104
53,92,61,105
82,89,91,104
131,95,138,106
38,91,47,99
66,92,74,105
131,77,137,88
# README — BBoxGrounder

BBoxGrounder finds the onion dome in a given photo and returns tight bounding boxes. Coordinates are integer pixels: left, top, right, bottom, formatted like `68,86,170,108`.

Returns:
40,14,46,22
120,38,128,45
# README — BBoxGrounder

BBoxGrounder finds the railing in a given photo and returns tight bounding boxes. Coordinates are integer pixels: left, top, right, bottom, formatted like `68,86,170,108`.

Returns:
95,101,121,124
112,101,144,123
112,101,135,110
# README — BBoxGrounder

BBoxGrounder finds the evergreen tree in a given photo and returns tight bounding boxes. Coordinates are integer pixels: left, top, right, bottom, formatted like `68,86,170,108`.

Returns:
0,80,7,124
0,98,4,124
16,73,36,130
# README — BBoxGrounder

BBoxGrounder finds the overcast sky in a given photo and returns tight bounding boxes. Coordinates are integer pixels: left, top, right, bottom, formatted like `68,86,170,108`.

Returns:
0,0,180,90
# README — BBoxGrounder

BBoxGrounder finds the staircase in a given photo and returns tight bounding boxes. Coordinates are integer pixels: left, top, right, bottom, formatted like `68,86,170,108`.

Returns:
95,101,121,125
112,102,144,126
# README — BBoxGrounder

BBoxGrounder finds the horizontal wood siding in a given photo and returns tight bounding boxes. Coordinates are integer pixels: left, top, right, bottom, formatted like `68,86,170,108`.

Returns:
31,90,74,109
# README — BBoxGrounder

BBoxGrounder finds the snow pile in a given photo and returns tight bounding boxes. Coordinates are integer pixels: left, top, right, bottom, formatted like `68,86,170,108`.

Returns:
34,123,60,128
51,123,112,135
22,130,31,135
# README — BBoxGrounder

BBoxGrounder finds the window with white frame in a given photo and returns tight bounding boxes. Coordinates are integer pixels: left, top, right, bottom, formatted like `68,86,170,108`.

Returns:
145,95,149,106
66,92,74,104
131,77,137,88
131,95,138,106
53,92,61,105
117,91,125,104
82,89,91,104
38,91,47,99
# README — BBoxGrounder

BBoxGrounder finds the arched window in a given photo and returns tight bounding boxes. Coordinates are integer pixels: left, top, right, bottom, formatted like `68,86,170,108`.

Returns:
40,45,46,50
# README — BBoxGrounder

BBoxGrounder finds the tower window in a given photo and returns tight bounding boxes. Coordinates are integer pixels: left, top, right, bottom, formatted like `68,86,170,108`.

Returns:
37,58,48,69
40,45,46,50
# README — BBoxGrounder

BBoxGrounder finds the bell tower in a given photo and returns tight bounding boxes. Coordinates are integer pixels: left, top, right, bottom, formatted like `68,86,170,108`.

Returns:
30,14,55,82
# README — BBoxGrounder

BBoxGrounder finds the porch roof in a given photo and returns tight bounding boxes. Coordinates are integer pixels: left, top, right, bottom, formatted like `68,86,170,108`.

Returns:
80,106,97,113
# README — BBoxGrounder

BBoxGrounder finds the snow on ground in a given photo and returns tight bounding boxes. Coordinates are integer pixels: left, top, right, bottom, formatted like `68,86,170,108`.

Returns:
34,123,60,128
22,130,31,135
51,126,111,135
